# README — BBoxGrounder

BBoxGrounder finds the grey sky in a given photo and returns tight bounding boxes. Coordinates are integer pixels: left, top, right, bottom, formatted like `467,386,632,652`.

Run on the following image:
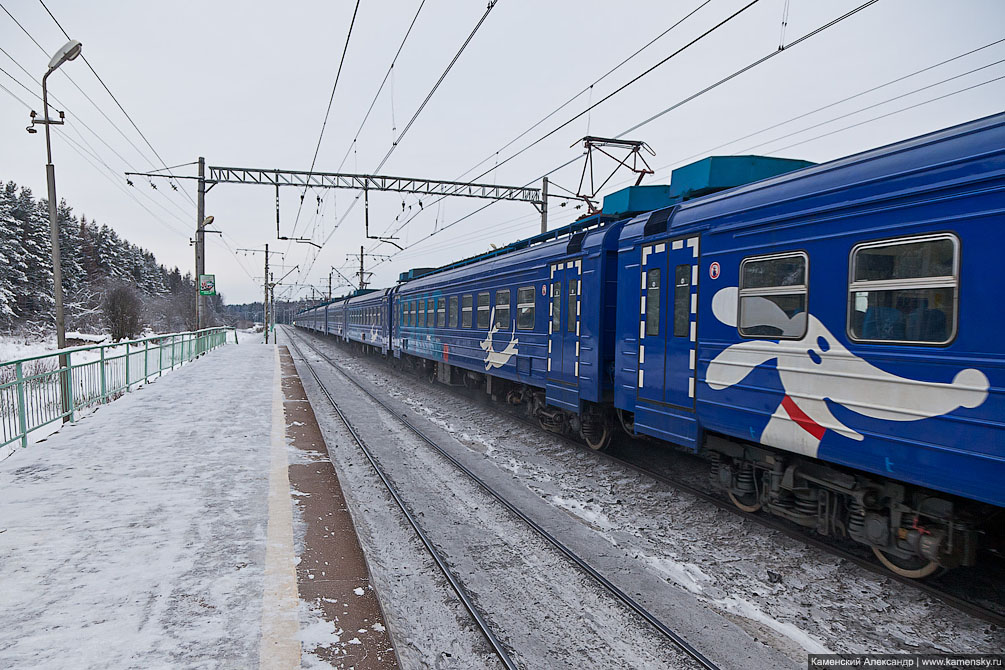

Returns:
2,0,1003,304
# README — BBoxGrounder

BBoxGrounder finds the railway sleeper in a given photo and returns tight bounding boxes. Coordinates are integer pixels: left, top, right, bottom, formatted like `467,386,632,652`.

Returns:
705,435,982,577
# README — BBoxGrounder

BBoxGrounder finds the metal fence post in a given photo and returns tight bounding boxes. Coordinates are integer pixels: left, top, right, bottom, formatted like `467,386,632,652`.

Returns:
100,346,106,403
66,351,75,422
158,337,163,378
15,362,28,448
144,339,149,382
125,342,131,392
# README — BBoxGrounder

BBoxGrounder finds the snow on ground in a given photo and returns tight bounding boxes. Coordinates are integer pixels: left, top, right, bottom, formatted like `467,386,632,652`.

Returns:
0,342,277,670
0,331,235,459
0,332,107,362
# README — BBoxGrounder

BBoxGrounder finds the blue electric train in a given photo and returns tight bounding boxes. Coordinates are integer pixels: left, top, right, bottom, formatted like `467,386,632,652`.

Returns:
297,113,1005,576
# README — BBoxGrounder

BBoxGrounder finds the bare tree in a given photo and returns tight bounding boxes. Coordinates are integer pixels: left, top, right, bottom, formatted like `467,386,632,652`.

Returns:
103,282,143,341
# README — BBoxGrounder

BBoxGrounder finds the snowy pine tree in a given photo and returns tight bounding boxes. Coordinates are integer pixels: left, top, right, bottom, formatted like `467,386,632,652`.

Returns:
0,177,208,335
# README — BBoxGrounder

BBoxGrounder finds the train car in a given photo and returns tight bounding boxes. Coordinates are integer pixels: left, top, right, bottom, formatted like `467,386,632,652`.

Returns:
614,112,1005,576
345,289,392,355
392,206,647,447
296,303,324,333
326,298,347,339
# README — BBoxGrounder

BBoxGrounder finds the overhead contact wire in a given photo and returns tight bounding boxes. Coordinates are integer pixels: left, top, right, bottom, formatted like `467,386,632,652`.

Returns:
291,0,363,238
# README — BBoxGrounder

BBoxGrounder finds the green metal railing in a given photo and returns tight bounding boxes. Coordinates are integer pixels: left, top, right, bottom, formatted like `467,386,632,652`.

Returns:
0,327,237,450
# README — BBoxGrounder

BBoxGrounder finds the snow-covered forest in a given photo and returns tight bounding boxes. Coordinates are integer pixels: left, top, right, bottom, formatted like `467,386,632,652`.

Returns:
0,179,226,337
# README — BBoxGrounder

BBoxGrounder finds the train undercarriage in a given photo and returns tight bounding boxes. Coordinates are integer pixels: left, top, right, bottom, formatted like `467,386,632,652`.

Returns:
702,433,994,578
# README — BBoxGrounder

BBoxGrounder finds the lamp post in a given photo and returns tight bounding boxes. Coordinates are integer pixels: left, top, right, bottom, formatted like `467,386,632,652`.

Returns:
27,39,82,423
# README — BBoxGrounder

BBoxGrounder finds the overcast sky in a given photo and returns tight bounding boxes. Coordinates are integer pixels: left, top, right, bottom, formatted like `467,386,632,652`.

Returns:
2,0,1003,304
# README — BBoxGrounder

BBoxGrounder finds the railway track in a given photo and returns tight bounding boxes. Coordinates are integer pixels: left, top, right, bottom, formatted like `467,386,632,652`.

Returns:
294,328,1005,631
286,330,721,670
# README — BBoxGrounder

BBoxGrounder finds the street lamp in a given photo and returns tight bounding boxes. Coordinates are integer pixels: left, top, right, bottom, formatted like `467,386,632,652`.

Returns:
27,39,82,423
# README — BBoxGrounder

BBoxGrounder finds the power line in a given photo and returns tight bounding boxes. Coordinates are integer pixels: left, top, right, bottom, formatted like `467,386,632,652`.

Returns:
318,0,501,250
297,0,501,280
2,1,197,221
38,0,197,207
655,36,1005,173
375,0,882,262
334,0,427,173
0,78,30,108
372,0,500,174
361,0,761,253
2,46,196,225
763,74,1005,156
54,132,190,239
738,58,1005,155
461,0,764,187
619,0,880,137
367,0,710,243
3,2,174,183
451,0,710,185
290,0,363,237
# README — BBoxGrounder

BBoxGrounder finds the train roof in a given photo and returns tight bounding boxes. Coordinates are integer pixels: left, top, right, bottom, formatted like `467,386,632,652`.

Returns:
660,111,1005,237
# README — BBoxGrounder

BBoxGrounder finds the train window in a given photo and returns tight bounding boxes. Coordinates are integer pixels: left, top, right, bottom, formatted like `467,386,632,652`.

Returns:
449,296,458,328
462,294,473,328
551,282,561,331
420,299,427,328
567,279,577,333
495,290,510,328
437,297,446,328
848,234,958,344
674,265,690,337
739,252,808,339
409,301,415,327
517,286,535,330
477,292,490,328
646,268,660,336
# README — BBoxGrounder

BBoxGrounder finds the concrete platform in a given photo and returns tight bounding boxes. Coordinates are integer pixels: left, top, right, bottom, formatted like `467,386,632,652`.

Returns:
0,342,396,670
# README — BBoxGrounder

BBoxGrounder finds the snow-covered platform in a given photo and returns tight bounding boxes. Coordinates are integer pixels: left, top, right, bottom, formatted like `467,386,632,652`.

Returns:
0,342,396,670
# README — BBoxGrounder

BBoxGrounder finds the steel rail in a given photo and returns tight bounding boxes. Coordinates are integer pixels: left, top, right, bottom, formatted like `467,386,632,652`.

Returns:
285,335,520,670
297,328,1005,630
288,328,721,670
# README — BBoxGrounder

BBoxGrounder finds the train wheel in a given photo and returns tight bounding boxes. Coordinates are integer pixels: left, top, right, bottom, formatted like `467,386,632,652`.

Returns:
727,490,762,513
582,421,612,451
871,546,940,579
616,408,639,438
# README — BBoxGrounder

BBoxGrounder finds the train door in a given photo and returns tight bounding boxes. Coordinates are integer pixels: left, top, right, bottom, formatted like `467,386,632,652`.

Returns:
638,243,667,403
637,235,700,408
548,260,580,385
664,236,699,408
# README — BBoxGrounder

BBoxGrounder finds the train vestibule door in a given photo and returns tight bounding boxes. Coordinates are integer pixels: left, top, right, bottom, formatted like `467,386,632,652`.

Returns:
637,235,699,409
664,236,699,408
548,260,580,386
638,243,667,403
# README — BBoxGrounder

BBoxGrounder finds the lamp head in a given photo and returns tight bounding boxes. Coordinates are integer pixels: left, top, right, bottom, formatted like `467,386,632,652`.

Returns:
48,40,82,70
202,215,214,227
